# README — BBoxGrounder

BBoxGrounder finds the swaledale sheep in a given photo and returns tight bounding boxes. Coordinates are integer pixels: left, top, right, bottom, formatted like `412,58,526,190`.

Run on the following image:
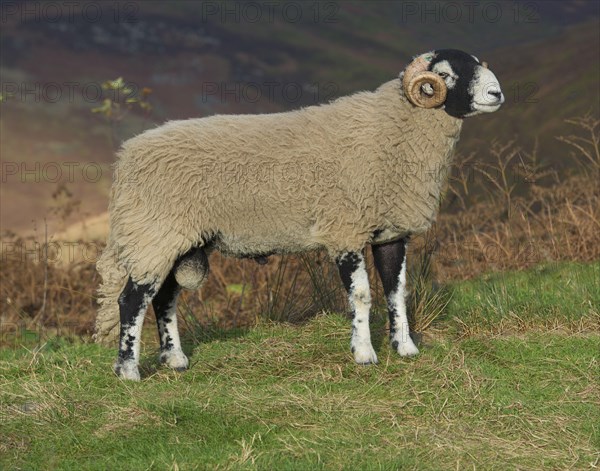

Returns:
95,49,504,381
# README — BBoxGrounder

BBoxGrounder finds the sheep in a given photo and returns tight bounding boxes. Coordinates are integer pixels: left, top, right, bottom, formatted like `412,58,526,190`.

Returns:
95,49,504,381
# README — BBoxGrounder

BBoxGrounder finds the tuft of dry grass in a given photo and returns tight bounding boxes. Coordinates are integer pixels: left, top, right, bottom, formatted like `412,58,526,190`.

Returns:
405,232,453,334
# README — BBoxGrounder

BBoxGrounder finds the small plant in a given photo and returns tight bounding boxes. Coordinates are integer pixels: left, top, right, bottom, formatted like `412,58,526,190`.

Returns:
91,77,153,118
556,114,600,176
257,255,308,323
0,91,14,103
447,151,477,212
299,252,346,318
91,77,154,149
49,184,82,233
473,139,520,219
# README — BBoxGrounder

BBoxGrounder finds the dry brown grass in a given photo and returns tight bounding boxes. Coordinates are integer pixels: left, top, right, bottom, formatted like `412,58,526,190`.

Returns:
434,114,599,281
0,252,98,337
1,117,598,340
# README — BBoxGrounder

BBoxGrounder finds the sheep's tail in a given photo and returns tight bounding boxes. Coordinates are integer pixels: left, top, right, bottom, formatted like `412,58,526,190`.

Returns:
94,239,127,345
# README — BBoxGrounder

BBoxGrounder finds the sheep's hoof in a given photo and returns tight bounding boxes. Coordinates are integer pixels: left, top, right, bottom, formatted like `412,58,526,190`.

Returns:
391,338,420,357
352,343,379,365
159,349,189,371
114,360,141,381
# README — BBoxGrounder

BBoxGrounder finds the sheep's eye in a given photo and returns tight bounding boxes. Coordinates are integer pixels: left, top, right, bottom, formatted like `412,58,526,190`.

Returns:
439,72,449,79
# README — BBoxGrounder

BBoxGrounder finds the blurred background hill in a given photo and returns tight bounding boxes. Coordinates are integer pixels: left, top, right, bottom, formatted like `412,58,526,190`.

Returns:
1,0,599,234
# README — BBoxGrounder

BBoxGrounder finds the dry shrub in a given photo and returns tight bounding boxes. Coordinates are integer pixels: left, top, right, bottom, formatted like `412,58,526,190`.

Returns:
435,114,599,282
0,244,98,339
1,116,598,341
178,251,347,333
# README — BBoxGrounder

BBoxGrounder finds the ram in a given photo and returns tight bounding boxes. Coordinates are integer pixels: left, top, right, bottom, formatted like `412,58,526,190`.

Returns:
95,49,504,380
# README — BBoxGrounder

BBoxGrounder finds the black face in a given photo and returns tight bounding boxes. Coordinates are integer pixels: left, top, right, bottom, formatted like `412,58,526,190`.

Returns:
429,49,478,118
427,49,504,118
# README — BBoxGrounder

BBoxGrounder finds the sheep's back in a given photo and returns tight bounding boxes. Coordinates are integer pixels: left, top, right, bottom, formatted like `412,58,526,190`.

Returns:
108,80,463,259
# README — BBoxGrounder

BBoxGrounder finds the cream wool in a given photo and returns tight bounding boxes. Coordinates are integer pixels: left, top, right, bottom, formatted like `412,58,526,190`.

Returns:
95,80,461,342
122,79,461,261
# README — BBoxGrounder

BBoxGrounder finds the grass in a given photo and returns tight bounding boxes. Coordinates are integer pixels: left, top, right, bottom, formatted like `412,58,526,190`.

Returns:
1,262,599,470
445,261,600,337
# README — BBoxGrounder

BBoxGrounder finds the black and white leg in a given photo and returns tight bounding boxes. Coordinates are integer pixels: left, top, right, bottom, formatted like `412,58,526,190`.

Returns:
336,251,378,365
152,271,189,371
372,238,419,357
114,276,160,381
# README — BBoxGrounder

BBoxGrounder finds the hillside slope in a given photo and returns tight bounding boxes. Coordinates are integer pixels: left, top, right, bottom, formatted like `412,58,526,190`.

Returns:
1,1,598,233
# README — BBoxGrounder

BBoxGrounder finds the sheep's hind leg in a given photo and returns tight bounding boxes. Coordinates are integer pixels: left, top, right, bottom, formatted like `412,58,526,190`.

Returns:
152,271,189,371
114,277,160,381
372,238,419,357
336,251,378,365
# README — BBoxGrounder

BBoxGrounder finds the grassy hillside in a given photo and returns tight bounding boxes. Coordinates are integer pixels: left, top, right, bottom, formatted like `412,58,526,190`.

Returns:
1,262,598,470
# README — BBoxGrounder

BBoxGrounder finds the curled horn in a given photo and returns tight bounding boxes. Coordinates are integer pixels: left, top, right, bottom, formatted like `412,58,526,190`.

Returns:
402,54,447,108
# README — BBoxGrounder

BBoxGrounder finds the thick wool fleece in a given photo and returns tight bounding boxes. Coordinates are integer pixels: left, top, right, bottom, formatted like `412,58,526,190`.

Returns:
95,78,462,342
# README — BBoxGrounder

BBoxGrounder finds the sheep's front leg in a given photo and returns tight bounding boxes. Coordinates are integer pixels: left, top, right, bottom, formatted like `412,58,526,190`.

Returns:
336,252,378,365
152,272,189,371
114,277,158,381
372,238,419,357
